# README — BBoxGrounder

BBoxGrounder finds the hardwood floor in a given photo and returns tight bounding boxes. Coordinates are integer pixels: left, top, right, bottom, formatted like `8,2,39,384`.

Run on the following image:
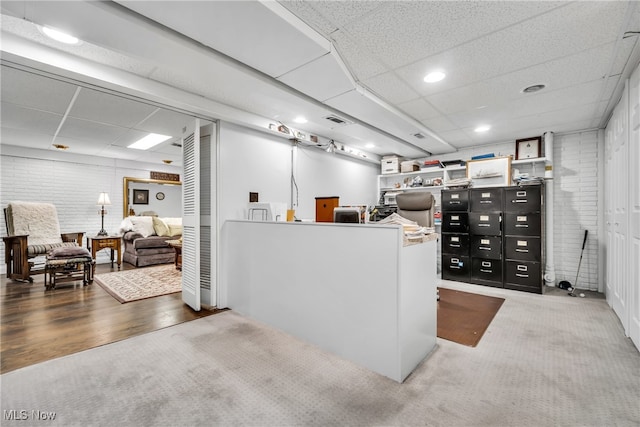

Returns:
1,262,220,374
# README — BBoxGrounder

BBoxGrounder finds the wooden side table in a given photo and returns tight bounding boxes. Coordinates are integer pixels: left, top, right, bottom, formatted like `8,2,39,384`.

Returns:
89,236,122,274
166,239,182,270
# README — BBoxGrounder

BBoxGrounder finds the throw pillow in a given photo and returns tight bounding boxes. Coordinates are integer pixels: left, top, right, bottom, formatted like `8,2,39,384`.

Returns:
49,246,90,258
168,224,183,237
119,217,134,233
152,217,171,237
129,216,155,238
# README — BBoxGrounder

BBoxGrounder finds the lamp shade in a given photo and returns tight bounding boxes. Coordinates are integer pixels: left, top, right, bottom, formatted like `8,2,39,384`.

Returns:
97,192,111,205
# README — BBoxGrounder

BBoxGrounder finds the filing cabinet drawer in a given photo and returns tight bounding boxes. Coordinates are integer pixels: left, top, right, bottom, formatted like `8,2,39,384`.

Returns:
470,188,503,212
504,260,541,290
469,212,501,236
442,233,469,256
442,190,469,211
442,212,469,233
441,255,470,281
505,236,541,262
504,213,541,236
470,236,502,259
504,186,541,213
471,258,503,285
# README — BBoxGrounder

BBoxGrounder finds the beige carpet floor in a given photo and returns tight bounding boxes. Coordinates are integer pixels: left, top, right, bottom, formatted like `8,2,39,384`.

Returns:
1,281,639,426
94,264,181,303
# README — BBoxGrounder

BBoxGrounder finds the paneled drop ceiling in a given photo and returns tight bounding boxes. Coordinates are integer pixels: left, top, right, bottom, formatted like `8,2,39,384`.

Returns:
1,1,639,165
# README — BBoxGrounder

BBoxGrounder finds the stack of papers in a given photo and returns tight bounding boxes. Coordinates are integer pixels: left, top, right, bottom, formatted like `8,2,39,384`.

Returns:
378,213,436,236
446,177,472,188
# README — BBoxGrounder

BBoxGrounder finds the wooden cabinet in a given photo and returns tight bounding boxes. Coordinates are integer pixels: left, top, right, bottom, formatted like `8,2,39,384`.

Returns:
441,184,544,293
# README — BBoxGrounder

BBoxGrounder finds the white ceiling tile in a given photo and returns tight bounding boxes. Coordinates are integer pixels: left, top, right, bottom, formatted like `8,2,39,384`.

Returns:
1,103,63,134
0,127,53,150
277,52,355,102
396,98,441,121
1,65,77,113
57,117,128,144
362,72,420,104
69,87,159,128
330,30,388,81
420,115,459,134
134,109,194,137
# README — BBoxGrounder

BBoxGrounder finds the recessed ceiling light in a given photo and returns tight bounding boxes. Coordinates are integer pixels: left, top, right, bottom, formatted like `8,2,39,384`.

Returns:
128,133,171,150
293,116,308,124
365,143,375,149
162,160,173,164
52,144,69,150
40,26,80,45
474,125,491,133
522,84,546,93
423,71,446,83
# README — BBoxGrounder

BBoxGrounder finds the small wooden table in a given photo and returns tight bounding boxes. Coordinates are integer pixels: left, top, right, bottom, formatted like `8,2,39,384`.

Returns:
166,239,182,270
89,236,122,274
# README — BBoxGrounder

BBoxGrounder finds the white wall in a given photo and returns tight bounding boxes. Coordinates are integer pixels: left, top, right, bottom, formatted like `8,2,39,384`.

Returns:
0,145,181,271
418,130,601,291
218,122,379,223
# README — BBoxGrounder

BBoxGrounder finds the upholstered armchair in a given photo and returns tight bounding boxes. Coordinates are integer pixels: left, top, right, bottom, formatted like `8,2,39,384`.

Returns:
3,202,84,282
396,192,436,228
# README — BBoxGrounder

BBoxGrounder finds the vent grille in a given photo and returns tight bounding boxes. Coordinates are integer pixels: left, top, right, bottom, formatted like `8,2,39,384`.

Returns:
324,115,352,126
171,142,183,147
413,133,426,139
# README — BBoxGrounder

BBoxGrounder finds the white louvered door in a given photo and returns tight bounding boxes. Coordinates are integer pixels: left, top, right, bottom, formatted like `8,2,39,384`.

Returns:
628,64,640,350
182,121,201,311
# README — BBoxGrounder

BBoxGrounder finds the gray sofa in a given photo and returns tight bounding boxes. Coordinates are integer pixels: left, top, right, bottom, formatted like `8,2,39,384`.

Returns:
122,232,176,267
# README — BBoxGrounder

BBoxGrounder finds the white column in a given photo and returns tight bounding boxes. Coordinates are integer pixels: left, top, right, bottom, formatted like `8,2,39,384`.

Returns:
543,131,556,286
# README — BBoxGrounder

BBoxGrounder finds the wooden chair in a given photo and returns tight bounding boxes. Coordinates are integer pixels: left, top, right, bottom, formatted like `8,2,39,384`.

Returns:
3,202,84,282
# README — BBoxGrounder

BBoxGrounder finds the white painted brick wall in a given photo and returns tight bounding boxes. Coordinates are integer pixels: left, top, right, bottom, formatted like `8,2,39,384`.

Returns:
418,130,601,291
1,147,181,274
553,131,600,291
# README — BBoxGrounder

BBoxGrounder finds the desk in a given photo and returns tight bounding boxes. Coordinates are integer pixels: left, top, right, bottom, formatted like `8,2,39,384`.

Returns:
89,236,121,274
221,220,438,383
166,239,182,270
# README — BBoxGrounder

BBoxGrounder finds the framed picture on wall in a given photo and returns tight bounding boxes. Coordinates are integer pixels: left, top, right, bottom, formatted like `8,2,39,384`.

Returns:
515,136,542,160
466,156,512,187
133,189,149,204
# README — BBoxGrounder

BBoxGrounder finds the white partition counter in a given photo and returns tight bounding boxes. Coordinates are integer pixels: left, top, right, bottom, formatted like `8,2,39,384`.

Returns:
219,220,438,383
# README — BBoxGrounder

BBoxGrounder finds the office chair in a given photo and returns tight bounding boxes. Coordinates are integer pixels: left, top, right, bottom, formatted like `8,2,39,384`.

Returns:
395,192,435,228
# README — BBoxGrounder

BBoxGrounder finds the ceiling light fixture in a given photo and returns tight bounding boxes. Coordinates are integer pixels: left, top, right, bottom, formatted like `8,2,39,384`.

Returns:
365,143,375,149
128,133,171,150
41,26,80,45
293,116,308,124
162,160,173,164
522,84,546,93
52,143,69,150
423,71,446,83
474,125,491,133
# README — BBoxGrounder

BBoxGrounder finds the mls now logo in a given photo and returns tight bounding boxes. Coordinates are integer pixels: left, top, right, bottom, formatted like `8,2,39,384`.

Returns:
3,409,57,421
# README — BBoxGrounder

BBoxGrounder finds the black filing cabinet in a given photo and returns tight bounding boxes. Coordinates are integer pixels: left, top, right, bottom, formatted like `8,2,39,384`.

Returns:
441,189,470,281
440,184,544,294
469,188,503,288
503,186,543,293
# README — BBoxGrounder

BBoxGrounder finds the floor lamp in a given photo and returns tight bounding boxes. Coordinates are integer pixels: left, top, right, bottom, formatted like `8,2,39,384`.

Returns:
97,192,111,236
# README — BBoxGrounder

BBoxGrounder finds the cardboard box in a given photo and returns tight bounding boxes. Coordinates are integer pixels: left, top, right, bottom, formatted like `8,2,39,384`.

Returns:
401,160,420,173
381,156,401,174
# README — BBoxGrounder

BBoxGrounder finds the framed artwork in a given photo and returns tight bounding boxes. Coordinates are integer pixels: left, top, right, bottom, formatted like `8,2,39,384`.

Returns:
466,156,512,187
133,189,149,204
515,136,542,160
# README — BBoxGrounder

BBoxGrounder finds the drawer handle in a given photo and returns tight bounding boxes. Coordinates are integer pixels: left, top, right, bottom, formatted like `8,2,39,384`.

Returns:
450,201,460,204
450,244,461,248
451,258,459,263
480,269,493,273
481,261,491,267
517,265,528,272
450,222,461,226
514,199,527,203
515,248,529,253
515,224,529,228
478,223,490,227
516,273,529,278
516,191,526,197
480,201,492,204
479,247,491,250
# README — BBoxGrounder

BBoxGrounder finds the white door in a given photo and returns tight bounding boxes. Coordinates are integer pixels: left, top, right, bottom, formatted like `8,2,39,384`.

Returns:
628,64,640,350
182,121,201,311
606,84,628,327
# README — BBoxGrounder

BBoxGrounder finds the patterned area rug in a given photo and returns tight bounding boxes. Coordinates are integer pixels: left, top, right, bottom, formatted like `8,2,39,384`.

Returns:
94,264,181,303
